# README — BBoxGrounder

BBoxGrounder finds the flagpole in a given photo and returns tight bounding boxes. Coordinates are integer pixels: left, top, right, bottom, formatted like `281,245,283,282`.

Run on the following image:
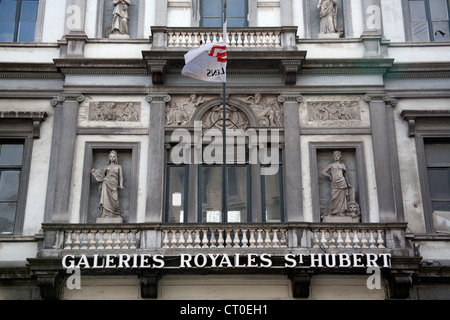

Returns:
222,0,228,222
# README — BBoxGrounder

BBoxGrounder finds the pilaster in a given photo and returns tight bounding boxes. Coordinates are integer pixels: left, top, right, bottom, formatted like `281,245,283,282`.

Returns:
145,94,172,222
364,93,401,222
45,93,85,223
278,94,304,222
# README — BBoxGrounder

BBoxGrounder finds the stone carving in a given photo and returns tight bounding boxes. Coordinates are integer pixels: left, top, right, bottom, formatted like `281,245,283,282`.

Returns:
246,94,283,127
321,150,360,222
91,150,124,223
89,101,140,122
317,0,343,38
166,94,204,126
201,104,249,129
308,101,361,122
110,0,131,38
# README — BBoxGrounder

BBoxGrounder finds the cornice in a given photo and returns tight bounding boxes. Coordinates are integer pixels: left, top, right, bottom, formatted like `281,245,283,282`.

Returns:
301,58,394,75
0,63,62,80
385,62,450,79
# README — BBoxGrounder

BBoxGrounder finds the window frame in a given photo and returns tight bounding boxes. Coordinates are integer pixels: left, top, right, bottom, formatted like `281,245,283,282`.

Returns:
165,163,189,223
403,0,450,42
200,0,249,28
0,0,40,42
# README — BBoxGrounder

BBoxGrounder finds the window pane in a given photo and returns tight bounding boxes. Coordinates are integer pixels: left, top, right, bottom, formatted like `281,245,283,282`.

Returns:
202,166,223,222
202,0,222,17
428,168,450,200
166,166,186,223
0,170,20,201
0,202,16,235
0,20,14,41
411,21,430,41
432,201,450,212
264,171,282,222
430,0,449,20
227,166,248,222
17,20,34,41
432,21,450,41
227,0,246,17
425,140,450,165
0,144,23,165
0,0,17,21
410,1,427,21
202,18,223,28
20,0,38,21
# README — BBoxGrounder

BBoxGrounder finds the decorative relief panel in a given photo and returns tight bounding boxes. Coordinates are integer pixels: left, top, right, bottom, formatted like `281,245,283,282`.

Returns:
89,101,141,122
300,96,370,128
165,94,283,128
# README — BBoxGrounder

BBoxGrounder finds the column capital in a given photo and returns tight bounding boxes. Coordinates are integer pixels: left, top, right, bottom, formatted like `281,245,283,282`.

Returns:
277,93,304,103
363,93,398,107
145,94,171,103
51,93,85,106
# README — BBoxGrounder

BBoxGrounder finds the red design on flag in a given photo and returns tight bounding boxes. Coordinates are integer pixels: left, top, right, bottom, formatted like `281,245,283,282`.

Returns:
208,45,227,63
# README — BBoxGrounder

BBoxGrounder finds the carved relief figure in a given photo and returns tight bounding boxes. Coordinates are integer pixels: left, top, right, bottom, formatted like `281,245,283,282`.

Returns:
321,150,360,219
89,102,140,122
246,94,283,127
166,95,204,127
308,101,361,123
91,150,124,219
317,0,342,36
112,0,131,36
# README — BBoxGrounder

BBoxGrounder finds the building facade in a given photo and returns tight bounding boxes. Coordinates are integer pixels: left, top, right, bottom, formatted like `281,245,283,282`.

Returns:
0,0,449,300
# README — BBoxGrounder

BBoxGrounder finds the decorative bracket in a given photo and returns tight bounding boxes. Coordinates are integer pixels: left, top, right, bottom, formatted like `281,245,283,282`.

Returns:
289,272,313,298
139,273,161,299
281,60,303,85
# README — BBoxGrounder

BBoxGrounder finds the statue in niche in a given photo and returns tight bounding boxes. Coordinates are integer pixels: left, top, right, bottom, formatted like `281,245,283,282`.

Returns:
110,0,131,38
91,150,124,222
317,0,343,38
321,150,360,221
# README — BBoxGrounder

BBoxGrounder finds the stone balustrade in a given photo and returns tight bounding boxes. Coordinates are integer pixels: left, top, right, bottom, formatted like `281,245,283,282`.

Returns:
151,26,299,49
39,222,408,255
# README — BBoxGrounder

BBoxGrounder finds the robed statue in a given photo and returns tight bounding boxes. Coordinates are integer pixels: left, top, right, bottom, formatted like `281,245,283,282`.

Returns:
92,150,124,220
317,0,342,37
321,151,360,221
111,0,131,37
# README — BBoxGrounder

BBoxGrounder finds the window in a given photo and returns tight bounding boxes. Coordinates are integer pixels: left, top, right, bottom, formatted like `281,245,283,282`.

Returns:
261,163,284,222
165,165,188,223
200,0,248,27
0,140,24,235
407,0,450,41
424,138,450,213
0,0,38,42
199,164,250,223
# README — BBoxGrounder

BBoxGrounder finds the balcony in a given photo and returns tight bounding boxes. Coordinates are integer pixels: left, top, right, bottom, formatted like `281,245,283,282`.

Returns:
150,26,299,50
39,222,408,255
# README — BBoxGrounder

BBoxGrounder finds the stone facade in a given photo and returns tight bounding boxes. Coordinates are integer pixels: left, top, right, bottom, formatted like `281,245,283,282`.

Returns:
0,0,449,302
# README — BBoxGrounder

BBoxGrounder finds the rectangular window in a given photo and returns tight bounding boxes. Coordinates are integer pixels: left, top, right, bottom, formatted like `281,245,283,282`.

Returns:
199,164,250,222
200,0,248,27
165,165,188,223
261,164,284,222
424,138,450,213
0,0,38,42
0,140,24,235
408,0,450,41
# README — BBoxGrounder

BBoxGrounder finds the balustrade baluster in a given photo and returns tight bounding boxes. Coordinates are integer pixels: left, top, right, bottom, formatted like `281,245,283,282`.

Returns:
345,230,352,248
249,229,256,248
337,230,344,248
280,229,287,247
272,229,280,248
162,230,170,248
73,230,81,249
369,230,377,248
194,230,201,248
105,230,113,249
328,230,336,248
97,230,105,249
352,230,361,248
89,230,98,249
256,229,264,248
361,230,368,248
377,230,385,248
264,229,272,247
130,230,138,249
64,230,73,249
123,230,130,249
114,230,122,249
320,230,328,248
178,230,186,248
233,229,241,247
217,229,224,248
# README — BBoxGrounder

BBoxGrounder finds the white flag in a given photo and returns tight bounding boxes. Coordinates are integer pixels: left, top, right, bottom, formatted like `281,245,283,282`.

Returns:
182,22,227,83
